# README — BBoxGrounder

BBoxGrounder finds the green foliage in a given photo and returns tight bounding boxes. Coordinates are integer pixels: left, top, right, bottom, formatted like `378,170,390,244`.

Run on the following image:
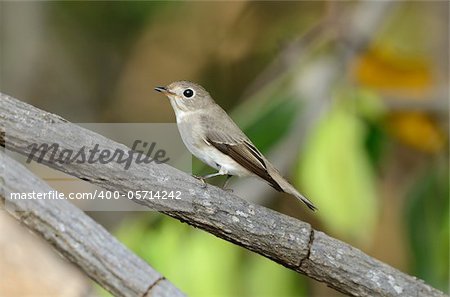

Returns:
243,253,308,297
352,89,386,122
352,88,388,166
114,214,308,297
405,163,449,293
298,93,379,244
364,121,389,167
243,96,299,153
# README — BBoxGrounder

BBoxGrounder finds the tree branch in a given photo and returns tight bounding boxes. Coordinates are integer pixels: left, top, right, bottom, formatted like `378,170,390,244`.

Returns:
0,152,185,297
0,94,446,297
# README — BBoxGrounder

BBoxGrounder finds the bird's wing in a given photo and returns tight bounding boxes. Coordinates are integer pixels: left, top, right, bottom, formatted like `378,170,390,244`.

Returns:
204,131,282,191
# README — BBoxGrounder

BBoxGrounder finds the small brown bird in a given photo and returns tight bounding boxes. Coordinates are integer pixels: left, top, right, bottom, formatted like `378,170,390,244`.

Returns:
155,81,316,211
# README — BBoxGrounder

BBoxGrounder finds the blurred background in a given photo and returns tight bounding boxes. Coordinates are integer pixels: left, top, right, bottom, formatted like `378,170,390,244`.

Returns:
0,1,448,297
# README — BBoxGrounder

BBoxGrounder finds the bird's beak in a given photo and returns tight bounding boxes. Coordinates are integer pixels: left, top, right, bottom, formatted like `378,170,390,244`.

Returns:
154,86,167,93
154,86,175,96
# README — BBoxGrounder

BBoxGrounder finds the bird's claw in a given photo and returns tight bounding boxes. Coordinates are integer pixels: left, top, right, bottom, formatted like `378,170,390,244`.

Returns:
192,175,207,189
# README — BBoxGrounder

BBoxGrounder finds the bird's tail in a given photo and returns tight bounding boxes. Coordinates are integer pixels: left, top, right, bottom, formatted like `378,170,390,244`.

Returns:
270,168,317,211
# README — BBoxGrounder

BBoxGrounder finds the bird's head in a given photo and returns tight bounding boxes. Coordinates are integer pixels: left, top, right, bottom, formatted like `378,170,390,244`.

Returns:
155,81,214,112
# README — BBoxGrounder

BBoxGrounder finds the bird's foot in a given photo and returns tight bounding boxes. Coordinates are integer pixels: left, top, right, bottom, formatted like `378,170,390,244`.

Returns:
221,175,233,192
222,187,234,193
192,175,207,189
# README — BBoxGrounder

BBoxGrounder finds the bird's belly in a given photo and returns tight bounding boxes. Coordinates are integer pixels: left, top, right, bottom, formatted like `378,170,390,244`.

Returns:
200,146,251,176
177,122,250,176
177,122,218,169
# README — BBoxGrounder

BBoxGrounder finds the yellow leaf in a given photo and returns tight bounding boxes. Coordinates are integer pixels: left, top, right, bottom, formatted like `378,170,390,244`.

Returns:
388,112,446,153
354,46,432,97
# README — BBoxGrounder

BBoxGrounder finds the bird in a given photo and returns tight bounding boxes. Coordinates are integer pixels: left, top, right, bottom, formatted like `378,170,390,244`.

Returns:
155,81,317,211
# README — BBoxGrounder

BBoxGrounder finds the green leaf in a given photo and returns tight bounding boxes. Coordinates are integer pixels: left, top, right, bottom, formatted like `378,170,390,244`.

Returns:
405,163,449,293
116,216,241,296
298,103,378,244
244,253,308,297
115,215,311,297
243,97,299,152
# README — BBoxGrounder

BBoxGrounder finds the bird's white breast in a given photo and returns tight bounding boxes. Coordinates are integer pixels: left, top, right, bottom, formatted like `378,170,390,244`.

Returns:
173,108,251,177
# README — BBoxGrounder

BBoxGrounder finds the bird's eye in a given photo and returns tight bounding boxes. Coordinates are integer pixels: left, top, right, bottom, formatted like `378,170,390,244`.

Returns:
183,88,194,98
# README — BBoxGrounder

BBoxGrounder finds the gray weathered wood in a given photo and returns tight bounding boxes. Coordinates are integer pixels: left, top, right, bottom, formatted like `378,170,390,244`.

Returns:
0,152,185,297
0,94,446,297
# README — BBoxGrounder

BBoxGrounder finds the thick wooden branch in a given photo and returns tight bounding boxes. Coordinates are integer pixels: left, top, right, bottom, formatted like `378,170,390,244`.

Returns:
0,152,185,297
0,94,446,297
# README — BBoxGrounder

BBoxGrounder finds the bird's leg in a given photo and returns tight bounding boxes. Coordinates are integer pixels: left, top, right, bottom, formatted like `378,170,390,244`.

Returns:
192,175,207,188
222,175,233,192
192,172,223,188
